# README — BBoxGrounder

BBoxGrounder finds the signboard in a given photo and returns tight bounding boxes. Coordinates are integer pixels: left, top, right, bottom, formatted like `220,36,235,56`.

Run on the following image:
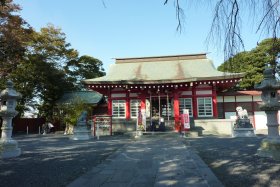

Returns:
181,109,190,130
141,109,146,131
136,108,147,131
137,108,142,126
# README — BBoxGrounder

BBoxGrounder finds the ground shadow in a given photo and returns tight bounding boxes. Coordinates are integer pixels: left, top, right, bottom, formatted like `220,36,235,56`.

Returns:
185,135,280,187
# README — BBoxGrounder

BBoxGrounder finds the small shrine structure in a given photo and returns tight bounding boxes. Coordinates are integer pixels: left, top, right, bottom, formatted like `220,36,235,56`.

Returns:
83,53,244,131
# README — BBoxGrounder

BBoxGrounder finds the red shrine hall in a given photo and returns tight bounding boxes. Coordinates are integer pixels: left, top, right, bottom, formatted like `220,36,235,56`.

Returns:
83,53,244,131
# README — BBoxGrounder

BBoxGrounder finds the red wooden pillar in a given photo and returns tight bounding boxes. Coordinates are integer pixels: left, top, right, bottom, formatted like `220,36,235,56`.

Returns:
140,92,146,110
107,89,112,116
212,86,218,118
192,86,198,118
126,92,130,120
173,92,180,131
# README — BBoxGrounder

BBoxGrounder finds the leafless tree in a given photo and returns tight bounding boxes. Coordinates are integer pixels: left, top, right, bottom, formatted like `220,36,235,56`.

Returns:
164,0,280,60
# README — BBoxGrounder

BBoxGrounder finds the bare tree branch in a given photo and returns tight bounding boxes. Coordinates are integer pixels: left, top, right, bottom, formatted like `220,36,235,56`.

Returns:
102,0,107,8
175,0,185,33
256,0,278,33
163,0,185,33
165,0,280,65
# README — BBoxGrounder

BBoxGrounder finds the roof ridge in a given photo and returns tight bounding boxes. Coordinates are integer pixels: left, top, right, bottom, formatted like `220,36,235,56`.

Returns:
115,53,208,64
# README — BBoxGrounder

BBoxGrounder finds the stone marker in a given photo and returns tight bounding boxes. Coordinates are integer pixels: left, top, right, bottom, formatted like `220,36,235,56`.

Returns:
71,111,90,140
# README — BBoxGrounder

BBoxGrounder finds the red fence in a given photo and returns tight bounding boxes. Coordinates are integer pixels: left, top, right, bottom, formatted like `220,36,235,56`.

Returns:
0,118,46,134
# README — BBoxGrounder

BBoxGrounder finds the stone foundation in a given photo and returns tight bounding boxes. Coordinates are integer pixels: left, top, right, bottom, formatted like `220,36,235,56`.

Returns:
194,119,235,135
71,126,90,140
0,139,21,158
232,128,256,137
257,138,280,160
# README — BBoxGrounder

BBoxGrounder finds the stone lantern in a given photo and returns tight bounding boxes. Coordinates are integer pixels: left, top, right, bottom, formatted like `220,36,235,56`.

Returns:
0,80,22,158
255,66,280,160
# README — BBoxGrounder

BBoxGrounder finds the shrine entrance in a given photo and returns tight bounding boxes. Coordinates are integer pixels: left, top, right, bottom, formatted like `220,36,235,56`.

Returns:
148,93,173,131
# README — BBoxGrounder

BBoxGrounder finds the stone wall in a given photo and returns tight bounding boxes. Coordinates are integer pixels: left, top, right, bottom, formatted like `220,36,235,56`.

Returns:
112,119,136,132
194,119,235,135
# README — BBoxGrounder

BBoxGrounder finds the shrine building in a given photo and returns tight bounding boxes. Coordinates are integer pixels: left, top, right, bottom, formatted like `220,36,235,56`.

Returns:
83,53,244,131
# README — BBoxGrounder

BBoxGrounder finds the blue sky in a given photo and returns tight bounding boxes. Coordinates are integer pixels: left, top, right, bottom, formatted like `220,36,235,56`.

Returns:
15,0,265,72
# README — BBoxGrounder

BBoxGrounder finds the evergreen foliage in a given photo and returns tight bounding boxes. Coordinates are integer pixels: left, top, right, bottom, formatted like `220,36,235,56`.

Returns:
0,0,105,118
57,98,92,127
218,38,280,90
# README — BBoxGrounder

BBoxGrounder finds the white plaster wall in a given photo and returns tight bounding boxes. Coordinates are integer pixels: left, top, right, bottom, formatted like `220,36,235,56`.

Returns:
217,96,223,102
236,96,252,102
181,91,192,95
111,93,126,98
129,93,138,97
253,95,262,101
196,90,212,95
254,111,267,130
225,112,237,120
224,96,235,102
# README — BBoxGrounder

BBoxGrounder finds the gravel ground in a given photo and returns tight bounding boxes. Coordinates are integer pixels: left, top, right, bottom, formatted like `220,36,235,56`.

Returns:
2,132,280,187
186,133,280,187
0,133,132,187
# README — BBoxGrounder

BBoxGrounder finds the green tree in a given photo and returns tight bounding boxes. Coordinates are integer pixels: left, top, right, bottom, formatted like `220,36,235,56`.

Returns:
57,98,92,134
0,1,105,117
218,38,280,89
0,0,33,83
24,25,79,118
9,58,37,115
0,0,34,115
2,24,79,116
65,55,105,88
28,24,79,68
25,25,105,119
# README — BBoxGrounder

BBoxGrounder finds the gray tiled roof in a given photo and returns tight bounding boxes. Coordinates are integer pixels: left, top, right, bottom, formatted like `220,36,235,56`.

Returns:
83,53,244,85
57,91,103,104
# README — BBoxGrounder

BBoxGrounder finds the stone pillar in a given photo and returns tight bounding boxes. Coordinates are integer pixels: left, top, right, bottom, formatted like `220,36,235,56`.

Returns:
0,80,22,158
255,67,280,160
265,110,279,137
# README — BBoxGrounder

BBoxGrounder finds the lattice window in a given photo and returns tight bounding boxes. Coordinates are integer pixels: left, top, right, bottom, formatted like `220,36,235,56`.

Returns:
130,99,141,118
179,98,193,116
197,97,213,117
112,100,126,118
